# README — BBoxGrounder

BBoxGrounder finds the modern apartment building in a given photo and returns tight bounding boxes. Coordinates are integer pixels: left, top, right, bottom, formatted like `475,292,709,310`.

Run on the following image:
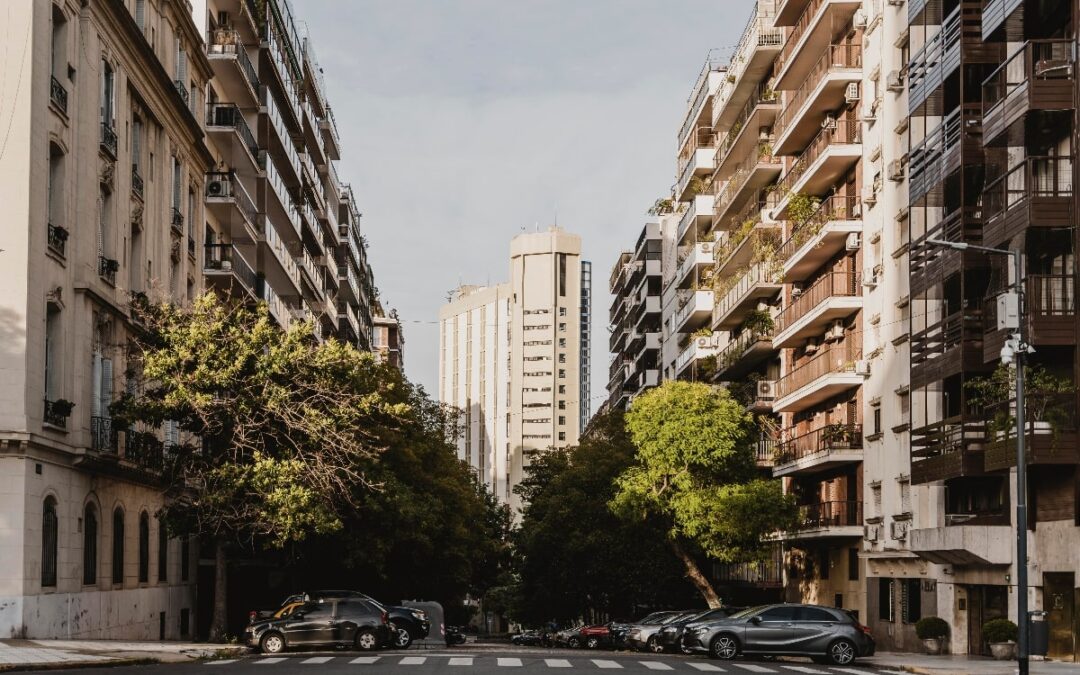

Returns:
440,229,586,513
373,307,405,370
607,222,663,410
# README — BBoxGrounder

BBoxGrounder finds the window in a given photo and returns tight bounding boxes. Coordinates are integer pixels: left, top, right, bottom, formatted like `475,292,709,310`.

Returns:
558,322,566,332
558,338,566,348
899,479,912,514
112,508,124,584
558,353,566,363
100,60,115,126
558,385,566,394
901,578,922,624
872,404,882,435
758,606,798,622
171,156,182,215
48,145,64,227
135,0,145,30
138,512,150,583
157,519,167,582
45,305,60,402
871,484,882,518
131,117,142,173
42,497,58,587
558,416,565,426
558,254,567,296
558,400,566,410
559,307,567,317
97,186,111,259
798,607,836,622
83,504,98,585
51,6,66,80
180,537,189,581
558,369,566,379
878,578,895,622
848,548,860,581
558,432,566,441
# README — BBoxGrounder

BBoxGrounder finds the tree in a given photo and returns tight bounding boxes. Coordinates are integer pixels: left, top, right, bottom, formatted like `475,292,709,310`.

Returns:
513,409,699,625
610,381,797,608
114,293,406,640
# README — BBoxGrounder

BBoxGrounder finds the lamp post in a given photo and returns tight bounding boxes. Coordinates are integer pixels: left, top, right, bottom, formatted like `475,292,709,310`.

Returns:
926,239,1028,675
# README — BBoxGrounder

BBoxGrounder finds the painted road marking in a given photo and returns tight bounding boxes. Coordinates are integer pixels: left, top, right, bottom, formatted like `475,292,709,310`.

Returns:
781,667,829,674
687,664,726,672
349,656,381,664
448,657,474,666
545,659,573,668
730,665,777,674
206,660,237,665
640,662,673,671
591,660,623,669
399,657,427,665
497,657,524,667
301,657,334,664
253,658,288,665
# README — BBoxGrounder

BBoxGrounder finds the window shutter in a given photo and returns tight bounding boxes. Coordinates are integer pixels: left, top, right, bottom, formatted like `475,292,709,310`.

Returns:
100,62,107,122
100,358,113,419
172,158,181,210
97,192,106,257
135,0,145,31
178,47,188,83
132,120,141,170
91,351,103,418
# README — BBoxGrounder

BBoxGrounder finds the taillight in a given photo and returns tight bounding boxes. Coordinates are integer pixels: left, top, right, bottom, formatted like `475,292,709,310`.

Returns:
248,611,257,622
382,612,389,625
858,623,873,636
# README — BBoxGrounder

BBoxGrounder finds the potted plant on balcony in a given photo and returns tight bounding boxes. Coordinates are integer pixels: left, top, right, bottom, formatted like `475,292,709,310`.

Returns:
743,308,774,338
51,399,75,418
822,423,852,448
915,616,949,655
966,364,1075,441
983,618,1018,660
787,193,821,226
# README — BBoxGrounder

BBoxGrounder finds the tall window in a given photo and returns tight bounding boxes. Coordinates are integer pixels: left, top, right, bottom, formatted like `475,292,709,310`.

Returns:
45,305,60,402
83,504,98,585
134,0,145,31
51,6,66,79
100,60,114,127
48,145,64,226
157,519,168,583
558,254,567,296
171,157,182,215
91,320,113,436
112,507,124,584
901,578,922,624
138,512,149,583
878,578,895,622
97,187,111,259
41,497,58,587
131,117,142,173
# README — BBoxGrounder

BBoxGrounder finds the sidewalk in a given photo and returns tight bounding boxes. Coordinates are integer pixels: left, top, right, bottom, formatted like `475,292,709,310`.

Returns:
868,651,1080,674
0,640,245,670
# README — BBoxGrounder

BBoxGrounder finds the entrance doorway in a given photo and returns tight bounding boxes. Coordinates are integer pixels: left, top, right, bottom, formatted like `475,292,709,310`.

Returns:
1045,572,1077,661
967,585,1008,655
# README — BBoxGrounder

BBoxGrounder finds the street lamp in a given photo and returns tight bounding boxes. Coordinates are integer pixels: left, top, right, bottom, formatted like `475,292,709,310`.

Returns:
926,239,1030,675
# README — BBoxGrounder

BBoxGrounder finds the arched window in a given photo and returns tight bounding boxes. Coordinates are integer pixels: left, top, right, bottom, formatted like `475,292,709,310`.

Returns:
83,504,97,585
41,497,58,587
157,518,168,583
138,512,149,583
112,507,124,584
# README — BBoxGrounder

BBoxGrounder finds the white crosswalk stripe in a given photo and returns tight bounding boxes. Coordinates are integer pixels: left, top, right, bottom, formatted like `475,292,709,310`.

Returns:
399,657,427,665
253,658,288,665
729,664,778,674
207,660,238,665
448,657,473,666
497,657,523,667
545,659,573,668
781,667,828,674
686,664,725,672
349,656,381,664
301,657,334,664
591,660,622,669
639,662,673,671
833,668,882,675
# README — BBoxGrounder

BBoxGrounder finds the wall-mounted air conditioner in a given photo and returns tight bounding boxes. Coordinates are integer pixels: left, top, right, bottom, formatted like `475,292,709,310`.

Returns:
886,70,904,92
846,233,862,251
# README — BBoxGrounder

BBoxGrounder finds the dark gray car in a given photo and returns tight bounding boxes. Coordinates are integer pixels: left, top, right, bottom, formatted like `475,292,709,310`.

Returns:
682,603,876,666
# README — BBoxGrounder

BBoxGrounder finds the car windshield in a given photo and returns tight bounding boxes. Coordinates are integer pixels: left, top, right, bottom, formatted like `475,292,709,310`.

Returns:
660,612,695,624
728,605,770,619
638,612,673,624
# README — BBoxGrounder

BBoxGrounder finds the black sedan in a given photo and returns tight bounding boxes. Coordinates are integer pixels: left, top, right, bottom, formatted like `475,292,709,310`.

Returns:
254,590,430,649
245,598,391,653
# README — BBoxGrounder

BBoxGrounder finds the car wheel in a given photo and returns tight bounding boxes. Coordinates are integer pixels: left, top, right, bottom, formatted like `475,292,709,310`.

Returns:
260,632,285,655
709,634,739,660
647,636,664,654
394,627,413,649
586,637,600,649
355,629,379,652
568,637,580,648
827,638,857,666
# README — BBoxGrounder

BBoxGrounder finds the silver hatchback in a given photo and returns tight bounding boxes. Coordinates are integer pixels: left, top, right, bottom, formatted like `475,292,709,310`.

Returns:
682,604,876,666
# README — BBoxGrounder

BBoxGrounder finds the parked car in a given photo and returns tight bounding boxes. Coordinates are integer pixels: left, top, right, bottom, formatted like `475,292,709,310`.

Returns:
445,625,467,646
682,604,876,666
579,623,618,649
250,590,430,649
245,598,391,654
627,610,701,652
658,608,739,653
553,625,585,648
511,630,547,646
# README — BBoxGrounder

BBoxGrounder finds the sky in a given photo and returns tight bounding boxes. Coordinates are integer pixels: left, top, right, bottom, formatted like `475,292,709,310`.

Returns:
300,0,756,404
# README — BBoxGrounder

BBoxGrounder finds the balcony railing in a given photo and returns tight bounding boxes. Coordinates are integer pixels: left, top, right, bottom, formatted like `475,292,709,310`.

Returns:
774,44,861,142
775,340,861,399
983,39,1076,112
795,500,862,530
678,56,726,145
100,122,118,158
983,156,1073,222
98,256,118,285
716,326,773,373
204,244,258,293
44,399,71,428
714,261,780,323
774,0,841,77
47,223,68,257
207,29,261,93
1028,274,1076,317
131,165,144,200
206,103,259,161
205,171,257,225
170,206,184,233
775,271,858,334
50,76,68,114
775,119,861,197
778,195,860,262
123,430,164,470
912,310,982,367
715,141,779,217
90,415,117,453
174,79,189,105
678,127,719,175
716,84,779,167
774,423,862,465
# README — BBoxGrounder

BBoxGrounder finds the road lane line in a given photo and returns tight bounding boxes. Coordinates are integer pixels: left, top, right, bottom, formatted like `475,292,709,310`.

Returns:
253,658,288,664
302,657,334,664
546,659,572,668
206,660,237,665
639,662,673,671
349,656,381,664
592,660,623,669
497,657,524,667
399,657,427,665
448,657,473,666
730,665,777,673
687,664,725,672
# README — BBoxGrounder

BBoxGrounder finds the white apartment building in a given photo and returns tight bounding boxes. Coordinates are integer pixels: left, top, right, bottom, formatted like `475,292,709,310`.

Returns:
440,229,586,513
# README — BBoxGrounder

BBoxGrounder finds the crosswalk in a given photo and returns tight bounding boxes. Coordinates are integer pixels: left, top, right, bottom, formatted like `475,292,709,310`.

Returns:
206,655,899,675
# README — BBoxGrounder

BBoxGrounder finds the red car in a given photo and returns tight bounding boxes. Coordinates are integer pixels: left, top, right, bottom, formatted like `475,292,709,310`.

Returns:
577,623,615,650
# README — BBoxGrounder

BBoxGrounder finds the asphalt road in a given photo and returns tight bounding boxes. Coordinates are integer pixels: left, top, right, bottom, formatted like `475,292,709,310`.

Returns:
56,646,906,675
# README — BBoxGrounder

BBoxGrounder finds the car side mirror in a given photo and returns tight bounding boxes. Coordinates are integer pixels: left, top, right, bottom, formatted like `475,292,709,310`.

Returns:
749,616,761,625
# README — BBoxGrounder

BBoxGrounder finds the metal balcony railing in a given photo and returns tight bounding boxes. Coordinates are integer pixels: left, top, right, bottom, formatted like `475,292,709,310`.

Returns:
775,0,838,76
796,500,862,530
100,122,118,158
775,119,862,197
774,44,861,141
207,29,260,93
98,256,118,285
204,244,258,293
775,340,861,399
778,195,861,262
50,76,68,114
1027,274,1076,317
91,415,117,453
983,156,1073,221
716,84,779,167
983,39,1076,111
43,399,71,428
131,165,144,200
206,103,259,161
775,423,863,465
47,223,68,257
205,171,257,225
775,271,858,334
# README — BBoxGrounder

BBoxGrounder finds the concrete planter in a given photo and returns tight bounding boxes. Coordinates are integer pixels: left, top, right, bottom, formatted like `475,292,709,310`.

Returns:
989,642,1016,660
922,638,945,655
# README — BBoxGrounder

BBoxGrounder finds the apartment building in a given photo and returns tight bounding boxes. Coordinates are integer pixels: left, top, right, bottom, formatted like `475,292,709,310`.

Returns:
0,0,212,639
373,307,405,370
607,222,663,409
440,229,587,513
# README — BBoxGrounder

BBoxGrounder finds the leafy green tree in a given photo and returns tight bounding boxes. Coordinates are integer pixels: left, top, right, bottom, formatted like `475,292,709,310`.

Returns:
114,294,406,640
514,409,698,625
611,381,797,608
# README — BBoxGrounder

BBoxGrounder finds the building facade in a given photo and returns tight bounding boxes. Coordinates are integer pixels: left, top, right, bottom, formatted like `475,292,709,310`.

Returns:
440,228,585,513
607,221,663,409
372,308,405,370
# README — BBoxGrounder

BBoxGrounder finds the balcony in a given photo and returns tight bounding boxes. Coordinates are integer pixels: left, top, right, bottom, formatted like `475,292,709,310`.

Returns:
260,220,302,296
908,105,983,205
775,0,812,26
207,29,260,103
715,216,779,278
715,85,780,177
629,330,661,361
263,86,302,187
98,256,118,285
711,5,784,132
982,156,1073,248
679,57,727,151
260,278,295,329
713,262,782,330
910,310,984,389
714,326,774,380
204,244,258,299
674,290,714,333
981,0,1023,40
100,122,118,159
773,45,861,156
982,40,1076,145
338,301,360,339
910,416,986,484
675,242,715,288
206,171,258,240
47,223,68,258
982,394,1080,472
338,264,360,303
90,416,117,453
772,340,862,412
713,142,783,223
772,121,862,218
780,196,862,281
678,127,719,184
320,107,343,160
773,423,863,477
909,207,983,296
206,103,259,171
773,272,860,348
674,334,719,378
773,0,861,91
907,3,997,116
676,194,716,244
910,524,1013,565
674,148,717,202
713,545,783,587
781,500,863,540
50,75,68,115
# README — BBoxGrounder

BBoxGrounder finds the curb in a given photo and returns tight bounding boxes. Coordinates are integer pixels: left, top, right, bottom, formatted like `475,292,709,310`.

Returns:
0,657,160,672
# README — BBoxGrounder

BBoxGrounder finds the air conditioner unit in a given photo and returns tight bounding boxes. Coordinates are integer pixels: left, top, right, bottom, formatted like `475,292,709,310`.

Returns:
853,9,868,28
890,520,909,540
791,286,804,298
696,336,712,349
865,524,881,542
846,233,862,251
845,82,861,104
825,320,845,342
756,380,775,400
207,179,227,196
855,359,872,376
886,70,904,92
888,159,905,181
804,337,820,354
862,188,878,206
862,272,878,289
821,114,838,130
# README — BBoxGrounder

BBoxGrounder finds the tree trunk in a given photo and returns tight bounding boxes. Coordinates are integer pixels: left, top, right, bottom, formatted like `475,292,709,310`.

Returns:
208,538,229,642
669,537,722,609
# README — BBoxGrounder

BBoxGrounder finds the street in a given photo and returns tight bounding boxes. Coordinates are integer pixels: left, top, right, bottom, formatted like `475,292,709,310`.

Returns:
58,648,905,675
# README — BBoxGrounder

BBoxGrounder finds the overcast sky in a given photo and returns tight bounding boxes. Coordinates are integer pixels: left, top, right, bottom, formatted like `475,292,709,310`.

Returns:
301,0,756,404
